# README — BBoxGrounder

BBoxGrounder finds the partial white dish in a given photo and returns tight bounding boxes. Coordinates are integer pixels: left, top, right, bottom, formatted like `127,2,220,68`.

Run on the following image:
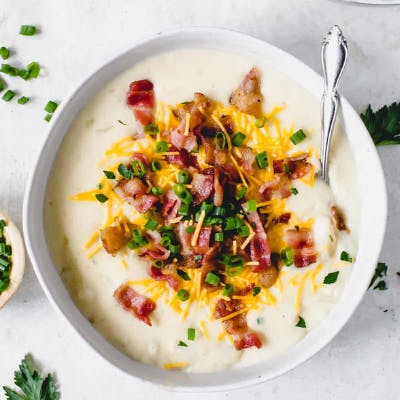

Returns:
23,28,387,391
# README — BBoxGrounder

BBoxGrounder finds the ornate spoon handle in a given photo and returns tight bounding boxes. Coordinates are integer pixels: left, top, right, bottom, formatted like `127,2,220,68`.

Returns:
320,25,348,183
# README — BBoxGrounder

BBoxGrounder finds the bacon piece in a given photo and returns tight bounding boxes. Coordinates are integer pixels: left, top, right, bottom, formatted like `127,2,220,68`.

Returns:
148,265,179,291
114,284,155,326
258,266,279,288
273,154,312,179
165,146,199,169
170,122,198,152
240,147,256,175
145,244,170,261
132,194,159,213
126,80,155,135
214,149,239,180
130,152,150,166
175,92,211,130
247,211,271,272
293,248,317,268
191,173,213,205
213,169,224,207
200,244,220,286
258,175,291,201
235,332,263,350
283,228,317,268
274,213,291,224
331,206,348,232
177,222,192,255
229,67,263,117
100,224,130,256
195,227,212,254
161,190,181,222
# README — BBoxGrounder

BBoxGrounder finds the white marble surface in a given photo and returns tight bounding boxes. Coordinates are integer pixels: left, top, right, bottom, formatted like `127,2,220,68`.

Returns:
1,0,400,398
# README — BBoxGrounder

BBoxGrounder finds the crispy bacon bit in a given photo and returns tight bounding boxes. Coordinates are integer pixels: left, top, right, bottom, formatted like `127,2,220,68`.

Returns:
177,222,192,255
258,266,279,288
100,224,130,256
191,173,213,205
284,228,317,268
213,169,224,207
161,190,181,222
240,147,256,175
235,332,263,350
214,149,239,180
132,194,159,213
126,80,154,134
247,211,271,272
165,146,199,169
258,175,291,201
273,154,312,179
274,213,291,224
175,92,211,129
145,244,170,260
114,284,156,326
148,265,179,291
331,206,348,231
195,227,212,254
170,123,198,152
229,67,263,117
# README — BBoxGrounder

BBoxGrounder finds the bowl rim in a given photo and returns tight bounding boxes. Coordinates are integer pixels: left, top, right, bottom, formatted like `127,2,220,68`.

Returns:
23,26,387,392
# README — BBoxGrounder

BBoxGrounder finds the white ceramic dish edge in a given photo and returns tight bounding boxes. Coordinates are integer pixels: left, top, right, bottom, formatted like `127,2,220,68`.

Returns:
23,27,387,392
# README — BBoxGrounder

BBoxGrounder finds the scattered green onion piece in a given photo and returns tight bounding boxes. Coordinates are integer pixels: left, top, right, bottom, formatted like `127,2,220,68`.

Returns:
151,160,161,172
256,317,264,325
151,186,163,196
169,243,181,255
200,202,214,215
186,226,195,234
284,163,291,175
224,217,236,231
323,271,339,284
144,218,158,231
340,251,353,262
329,234,334,242
0,78,5,92
280,247,294,266
290,187,298,195
226,264,244,277
214,207,226,217
103,170,116,179
19,25,37,36
238,225,250,237
2,90,15,102
0,64,17,76
160,236,171,248
205,272,220,286
187,328,195,341
178,340,188,347
0,278,10,292
0,220,6,230
17,96,29,105
44,113,53,122
213,131,226,150
232,132,246,146
256,151,268,169
290,129,307,145
117,120,127,125
296,316,306,328
0,47,9,60
118,163,133,179
95,194,108,203
252,286,261,296
177,170,190,184
255,116,267,128
27,61,40,78
178,203,190,216
18,69,31,80
173,185,192,204
97,183,102,190
177,269,191,281
222,283,234,297
144,123,159,136
247,199,257,212
0,257,9,268
128,230,148,249
152,260,164,269
177,289,190,301
236,185,247,200
214,232,224,242
131,160,146,178
45,100,58,113
156,140,168,153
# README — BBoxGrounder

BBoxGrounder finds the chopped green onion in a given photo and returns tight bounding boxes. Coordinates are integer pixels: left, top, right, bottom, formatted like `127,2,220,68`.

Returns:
160,236,171,248
177,170,190,184
0,64,17,76
117,120,127,125
95,194,108,203
27,61,40,78
19,25,37,36
169,243,181,255
45,100,58,113
213,131,226,150
0,78,5,92
151,160,161,172
2,90,15,102
177,269,191,281
0,220,6,230
178,203,190,216
0,257,9,268
44,113,52,122
132,160,146,178
151,186,163,196
226,264,244,277
144,123,159,136
200,202,214,215
284,163,291,175
214,207,226,217
323,271,339,284
178,340,188,347
247,199,257,212
236,185,247,200
252,286,261,296
256,317,264,325
222,283,234,297
232,132,246,146
177,289,190,301
17,96,29,105
0,47,9,60
239,225,250,237
256,151,268,169
187,328,195,341
103,170,116,179
128,230,148,249
329,234,333,242
205,272,220,286
97,183,102,190
224,217,236,231
255,116,267,128
290,187,298,195
194,255,203,262
118,163,133,179
340,251,353,262
156,141,169,153
0,278,10,292
18,69,31,80
290,129,306,145
214,232,224,242
144,218,158,231
152,260,164,269
296,316,306,328
186,226,195,234
173,184,192,204
280,247,293,266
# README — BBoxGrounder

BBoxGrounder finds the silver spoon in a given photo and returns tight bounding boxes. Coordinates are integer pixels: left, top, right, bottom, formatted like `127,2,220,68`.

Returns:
320,25,348,183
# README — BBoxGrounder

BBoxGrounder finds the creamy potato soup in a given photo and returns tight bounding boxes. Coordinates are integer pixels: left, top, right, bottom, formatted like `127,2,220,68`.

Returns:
45,49,359,372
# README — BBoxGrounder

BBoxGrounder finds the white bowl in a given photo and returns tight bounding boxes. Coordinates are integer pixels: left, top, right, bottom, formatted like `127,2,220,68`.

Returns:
23,27,387,391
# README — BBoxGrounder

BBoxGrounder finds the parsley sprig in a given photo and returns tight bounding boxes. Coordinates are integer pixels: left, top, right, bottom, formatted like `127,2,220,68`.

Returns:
368,262,388,290
361,103,400,146
3,355,60,400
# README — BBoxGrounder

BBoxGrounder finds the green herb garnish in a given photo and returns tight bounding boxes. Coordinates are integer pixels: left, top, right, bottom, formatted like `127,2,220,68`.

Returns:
374,280,388,290
118,163,133,179
290,187,298,195
0,47,10,60
369,262,388,289
144,218,158,231
340,251,352,262
232,132,246,146
103,170,116,179
187,328,195,341
45,101,58,113
255,116,267,128
178,340,188,347
323,271,339,284
290,129,306,145
256,151,268,169
19,25,37,36
44,114,52,122
117,120,127,125
280,247,293,266
2,90,16,102
177,269,190,281
296,316,306,328
222,283,234,297
156,141,169,153
213,131,226,150
27,61,40,78
205,272,220,286
177,289,190,301
247,199,257,212
252,286,261,296
17,96,29,105
152,260,164,269
95,194,108,203
144,123,159,136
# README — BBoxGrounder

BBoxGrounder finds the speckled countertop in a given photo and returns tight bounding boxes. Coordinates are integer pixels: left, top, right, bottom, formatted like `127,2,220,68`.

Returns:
1,0,400,399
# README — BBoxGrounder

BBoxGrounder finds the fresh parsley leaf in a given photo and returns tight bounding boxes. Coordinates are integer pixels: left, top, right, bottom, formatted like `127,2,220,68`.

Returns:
361,103,400,146
323,271,339,284
296,316,306,328
178,340,188,347
369,262,388,289
3,355,60,400
374,280,388,291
